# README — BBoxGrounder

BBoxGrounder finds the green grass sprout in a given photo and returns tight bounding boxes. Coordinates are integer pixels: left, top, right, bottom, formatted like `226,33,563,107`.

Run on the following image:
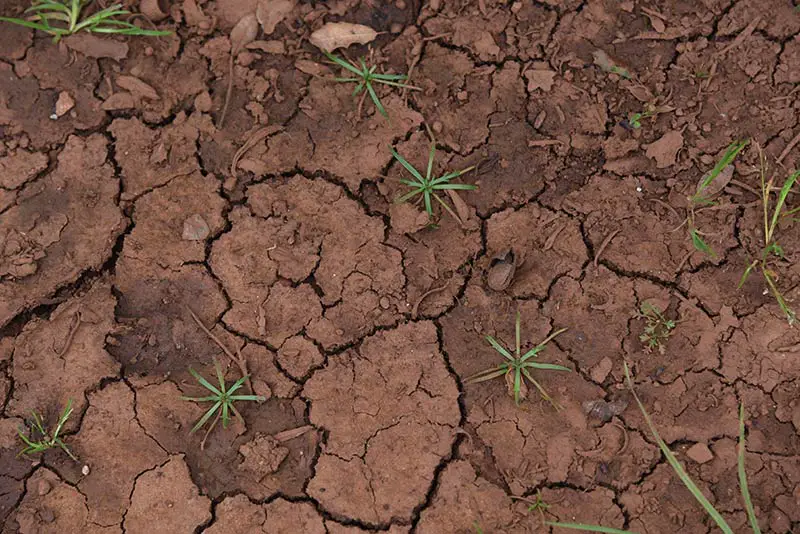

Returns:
637,302,676,355
684,140,749,257
323,50,419,119
739,145,798,325
0,0,171,42
547,363,762,534
182,361,265,448
391,140,476,221
17,399,78,461
465,311,569,406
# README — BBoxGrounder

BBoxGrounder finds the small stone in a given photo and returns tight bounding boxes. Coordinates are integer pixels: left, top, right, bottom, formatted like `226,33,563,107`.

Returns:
38,508,55,523
379,297,390,309
81,464,90,476
590,357,613,383
37,479,51,496
182,214,210,241
686,442,714,464
390,23,403,34
194,91,213,113
432,121,443,133
55,91,75,117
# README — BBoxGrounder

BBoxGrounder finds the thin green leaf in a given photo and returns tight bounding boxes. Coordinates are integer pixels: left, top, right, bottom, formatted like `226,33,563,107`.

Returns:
227,375,249,395
690,228,715,257
513,368,522,404
373,79,420,90
623,363,734,534
693,140,748,203
0,17,59,32
465,366,510,384
426,142,436,182
187,367,222,396
229,394,266,401
351,81,365,96
190,401,221,433
431,183,477,190
423,190,433,216
221,400,230,428
180,395,220,402
371,73,407,80
768,170,799,236
324,51,363,76
738,404,761,534
390,146,425,181
524,362,572,372
547,522,634,533
485,335,514,361
738,261,757,289
396,187,425,204
334,77,361,83
432,191,460,221
430,167,476,185
366,82,388,118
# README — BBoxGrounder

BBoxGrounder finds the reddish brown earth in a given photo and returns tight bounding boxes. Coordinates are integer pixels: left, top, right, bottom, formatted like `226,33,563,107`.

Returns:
1,0,800,533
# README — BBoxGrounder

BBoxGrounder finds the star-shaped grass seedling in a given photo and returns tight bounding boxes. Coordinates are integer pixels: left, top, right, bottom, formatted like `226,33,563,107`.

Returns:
391,140,476,221
466,312,570,407
182,361,265,449
324,50,419,119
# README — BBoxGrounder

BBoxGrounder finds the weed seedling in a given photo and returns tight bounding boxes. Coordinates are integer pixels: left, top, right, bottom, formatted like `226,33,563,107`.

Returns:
739,146,798,325
323,50,419,119
391,140,476,221
466,311,570,406
17,399,78,461
637,302,676,355
677,140,749,257
547,364,761,534
0,0,171,42
182,361,265,448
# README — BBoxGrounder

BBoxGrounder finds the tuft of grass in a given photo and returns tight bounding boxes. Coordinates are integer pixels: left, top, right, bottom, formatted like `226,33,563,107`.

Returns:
547,363,761,534
182,361,265,444
637,302,676,355
0,0,171,42
391,140,476,221
17,399,78,461
738,145,798,325
323,50,419,119
684,140,749,257
465,311,570,406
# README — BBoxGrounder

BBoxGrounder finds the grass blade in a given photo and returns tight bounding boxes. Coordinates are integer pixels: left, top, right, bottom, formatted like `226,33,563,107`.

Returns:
426,142,436,182
366,82,387,118
188,368,222,396
624,363,734,534
390,146,424,181
525,362,572,372
465,366,510,384
0,17,58,32
190,402,220,433
547,522,634,533
432,183,477,190
693,140,748,203
768,170,799,235
738,403,761,534
520,368,554,403
324,51,362,76
485,335,514,361
396,187,425,204
230,394,266,401
690,228,715,257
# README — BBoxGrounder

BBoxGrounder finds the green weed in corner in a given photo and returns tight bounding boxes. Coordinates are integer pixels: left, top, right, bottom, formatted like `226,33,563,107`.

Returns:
683,140,749,257
465,311,570,407
0,0,171,42
323,50,419,119
546,363,762,534
391,139,476,221
739,145,798,325
637,302,676,355
17,399,78,461
182,361,264,447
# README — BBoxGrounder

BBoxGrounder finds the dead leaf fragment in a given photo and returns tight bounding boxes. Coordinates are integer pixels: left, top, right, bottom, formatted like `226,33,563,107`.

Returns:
230,13,259,55
524,69,556,92
63,34,129,60
644,130,683,168
256,0,295,35
309,22,377,52
117,75,159,101
696,164,734,198
55,91,75,117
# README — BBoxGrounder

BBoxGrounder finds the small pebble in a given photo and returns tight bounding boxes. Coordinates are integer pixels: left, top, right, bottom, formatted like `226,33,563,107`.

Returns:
686,442,714,464
81,464,90,476
432,121,443,133
379,297,390,309
37,479,51,496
